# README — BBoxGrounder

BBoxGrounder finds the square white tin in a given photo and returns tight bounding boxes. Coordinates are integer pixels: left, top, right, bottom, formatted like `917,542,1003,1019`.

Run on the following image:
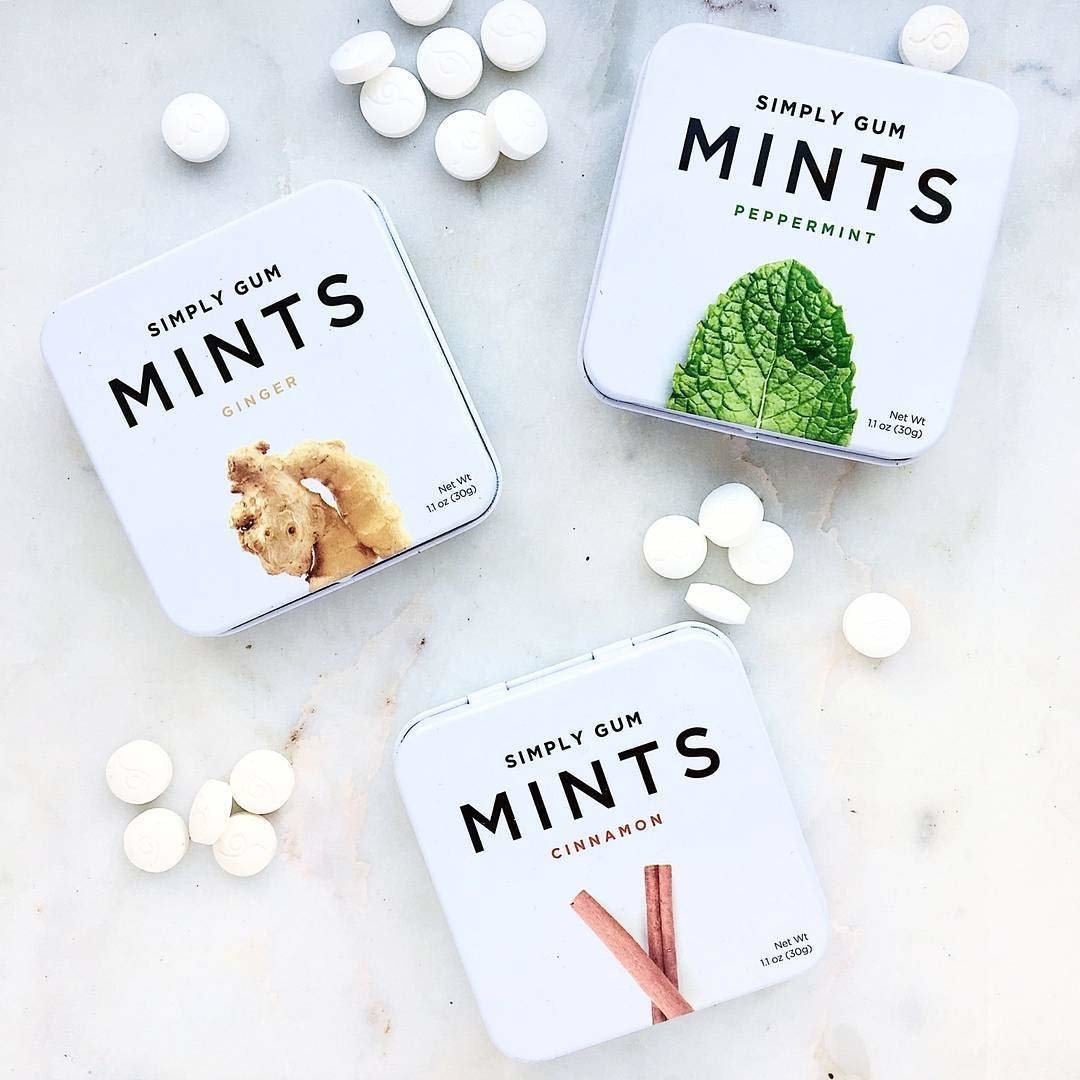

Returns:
580,24,1018,464
42,181,500,634
395,623,829,1061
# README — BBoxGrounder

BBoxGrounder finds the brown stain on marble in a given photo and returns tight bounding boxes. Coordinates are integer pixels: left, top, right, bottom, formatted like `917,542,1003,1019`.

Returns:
367,1001,393,1039
283,704,318,753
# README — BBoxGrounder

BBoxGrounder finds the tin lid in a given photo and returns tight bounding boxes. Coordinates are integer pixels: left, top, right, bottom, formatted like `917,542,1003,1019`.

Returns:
395,623,829,1061
581,24,1018,463
42,181,499,634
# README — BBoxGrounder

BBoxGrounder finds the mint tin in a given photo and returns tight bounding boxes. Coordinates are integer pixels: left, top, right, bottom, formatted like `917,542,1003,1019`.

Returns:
395,623,828,1061
42,181,500,634
580,24,1018,464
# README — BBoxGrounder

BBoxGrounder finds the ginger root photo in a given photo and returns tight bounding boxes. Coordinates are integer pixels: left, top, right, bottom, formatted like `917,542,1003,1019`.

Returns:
227,439,410,591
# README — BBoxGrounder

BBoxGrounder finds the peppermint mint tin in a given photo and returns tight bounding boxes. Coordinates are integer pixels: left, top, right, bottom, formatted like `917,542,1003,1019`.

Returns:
580,24,1018,464
42,181,500,634
395,623,828,1061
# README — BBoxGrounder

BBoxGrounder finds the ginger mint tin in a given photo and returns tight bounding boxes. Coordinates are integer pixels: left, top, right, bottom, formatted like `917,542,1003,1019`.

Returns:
395,623,829,1061
42,181,499,634
580,24,1018,464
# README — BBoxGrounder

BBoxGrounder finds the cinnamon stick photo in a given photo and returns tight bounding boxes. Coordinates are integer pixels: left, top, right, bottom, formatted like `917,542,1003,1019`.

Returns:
570,889,693,1021
658,864,679,994
644,865,665,1024
645,863,679,1023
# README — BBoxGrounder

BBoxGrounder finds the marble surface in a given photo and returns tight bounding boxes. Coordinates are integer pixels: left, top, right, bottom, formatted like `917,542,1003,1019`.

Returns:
2,0,1078,1076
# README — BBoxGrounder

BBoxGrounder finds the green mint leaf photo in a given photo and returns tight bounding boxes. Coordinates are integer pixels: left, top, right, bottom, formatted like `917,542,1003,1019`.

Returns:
668,259,857,446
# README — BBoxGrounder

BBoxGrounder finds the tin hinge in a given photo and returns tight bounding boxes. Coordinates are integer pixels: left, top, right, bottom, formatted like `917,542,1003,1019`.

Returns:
506,652,593,691
467,681,511,705
472,635,641,702
591,636,635,661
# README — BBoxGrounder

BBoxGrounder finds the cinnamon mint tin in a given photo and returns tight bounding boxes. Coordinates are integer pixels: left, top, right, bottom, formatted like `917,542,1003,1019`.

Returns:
580,24,1018,464
41,181,500,634
395,623,829,1060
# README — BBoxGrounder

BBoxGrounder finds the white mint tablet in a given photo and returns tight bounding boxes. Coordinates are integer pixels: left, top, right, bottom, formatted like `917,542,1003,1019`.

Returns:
188,779,233,845
485,90,547,160
698,483,764,547
105,739,173,805
685,582,750,626
213,813,277,877
360,68,427,138
161,93,230,163
435,110,500,181
642,515,708,580
727,522,793,585
480,0,546,72
229,749,295,814
899,5,969,72
417,27,483,100
390,0,453,27
123,808,189,873
330,31,395,85
843,592,912,658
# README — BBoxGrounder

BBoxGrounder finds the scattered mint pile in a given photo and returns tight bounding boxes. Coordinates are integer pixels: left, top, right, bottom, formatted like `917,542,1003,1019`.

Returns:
668,259,857,447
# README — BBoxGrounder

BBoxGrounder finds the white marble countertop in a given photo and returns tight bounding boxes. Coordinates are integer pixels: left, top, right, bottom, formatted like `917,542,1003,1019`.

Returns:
2,0,1078,1076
